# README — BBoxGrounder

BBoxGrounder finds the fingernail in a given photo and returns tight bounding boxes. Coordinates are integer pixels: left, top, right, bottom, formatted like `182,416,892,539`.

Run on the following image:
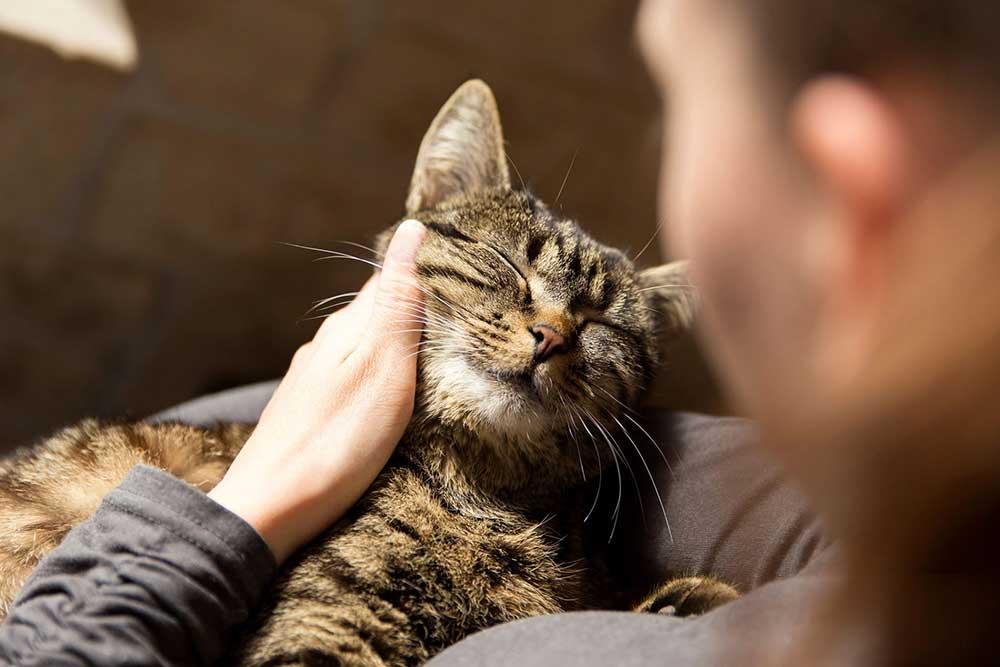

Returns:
388,219,425,263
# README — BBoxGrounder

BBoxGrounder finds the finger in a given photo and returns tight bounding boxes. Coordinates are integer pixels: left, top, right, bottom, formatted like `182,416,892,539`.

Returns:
313,274,378,349
264,341,314,408
363,219,426,360
287,342,314,375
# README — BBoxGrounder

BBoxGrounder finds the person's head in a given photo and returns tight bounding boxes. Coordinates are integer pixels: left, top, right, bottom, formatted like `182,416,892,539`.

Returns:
638,0,1000,584
637,3,1000,660
637,1,1000,443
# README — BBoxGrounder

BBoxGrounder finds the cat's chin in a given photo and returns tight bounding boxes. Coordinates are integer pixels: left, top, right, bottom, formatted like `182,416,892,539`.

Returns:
423,354,557,440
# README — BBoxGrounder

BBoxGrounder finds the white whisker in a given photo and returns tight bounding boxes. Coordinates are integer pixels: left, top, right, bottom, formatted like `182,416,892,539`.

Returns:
613,414,673,544
639,284,690,293
631,221,663,264
555,148,578,205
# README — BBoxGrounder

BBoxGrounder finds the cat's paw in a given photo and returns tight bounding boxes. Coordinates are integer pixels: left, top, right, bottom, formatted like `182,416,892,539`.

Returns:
634,576,739,617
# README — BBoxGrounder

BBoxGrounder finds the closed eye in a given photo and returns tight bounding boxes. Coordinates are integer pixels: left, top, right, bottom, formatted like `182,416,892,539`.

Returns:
483,245,526,282
580,314,626,334
482,244,532,303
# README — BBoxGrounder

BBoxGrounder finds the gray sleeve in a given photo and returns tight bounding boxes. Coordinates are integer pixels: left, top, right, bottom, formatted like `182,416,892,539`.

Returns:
0,465,277,666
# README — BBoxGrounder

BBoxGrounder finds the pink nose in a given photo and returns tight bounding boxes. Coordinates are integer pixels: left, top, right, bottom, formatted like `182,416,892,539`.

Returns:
531,324,567,363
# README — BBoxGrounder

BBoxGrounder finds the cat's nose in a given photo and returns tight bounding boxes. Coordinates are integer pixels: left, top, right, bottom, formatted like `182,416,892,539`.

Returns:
530,324,567,363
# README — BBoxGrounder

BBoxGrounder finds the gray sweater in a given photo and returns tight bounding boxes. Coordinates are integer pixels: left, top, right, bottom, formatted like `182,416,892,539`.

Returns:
0,465,275,666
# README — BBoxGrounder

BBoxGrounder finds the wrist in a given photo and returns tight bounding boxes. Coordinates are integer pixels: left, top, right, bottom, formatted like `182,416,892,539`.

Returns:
208,479,295,564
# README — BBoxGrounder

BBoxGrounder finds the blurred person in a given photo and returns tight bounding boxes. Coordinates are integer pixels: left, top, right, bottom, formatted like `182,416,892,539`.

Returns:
635,0,1000,663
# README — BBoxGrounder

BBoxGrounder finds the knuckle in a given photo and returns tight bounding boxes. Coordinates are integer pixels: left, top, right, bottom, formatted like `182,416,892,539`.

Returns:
290,343,313,368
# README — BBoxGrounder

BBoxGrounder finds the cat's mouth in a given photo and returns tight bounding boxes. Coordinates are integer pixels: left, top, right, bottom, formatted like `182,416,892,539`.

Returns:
490,367,535,390
482,361,569,408
423,351,564,436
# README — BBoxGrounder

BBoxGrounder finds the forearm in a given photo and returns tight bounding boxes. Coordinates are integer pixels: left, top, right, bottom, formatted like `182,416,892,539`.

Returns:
0,465,276,666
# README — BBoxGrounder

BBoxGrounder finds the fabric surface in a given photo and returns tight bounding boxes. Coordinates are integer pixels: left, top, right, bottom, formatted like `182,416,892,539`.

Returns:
429,410,838,665
427,571,838,666
0,465,276,666
150,381,834,665
608,411,828,597
150,379,280,427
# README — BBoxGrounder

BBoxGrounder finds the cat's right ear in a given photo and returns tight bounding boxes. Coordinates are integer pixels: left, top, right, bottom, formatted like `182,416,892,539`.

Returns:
405,79,511,215
638,260,698,338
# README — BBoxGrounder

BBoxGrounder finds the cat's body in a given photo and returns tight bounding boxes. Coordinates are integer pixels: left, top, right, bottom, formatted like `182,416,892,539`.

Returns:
0,420,251,614
0,81,736,666
238,447,581,665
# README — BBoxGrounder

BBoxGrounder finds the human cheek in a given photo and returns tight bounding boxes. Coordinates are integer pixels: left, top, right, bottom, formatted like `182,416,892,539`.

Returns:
661,105,742,268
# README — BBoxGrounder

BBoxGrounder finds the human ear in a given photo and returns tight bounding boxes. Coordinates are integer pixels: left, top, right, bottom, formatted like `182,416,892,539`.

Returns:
791,75,910,224
790,75,913,310
790,75,915,380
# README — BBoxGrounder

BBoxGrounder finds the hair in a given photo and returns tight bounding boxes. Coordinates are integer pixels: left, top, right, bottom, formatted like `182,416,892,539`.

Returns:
743,1,1000,103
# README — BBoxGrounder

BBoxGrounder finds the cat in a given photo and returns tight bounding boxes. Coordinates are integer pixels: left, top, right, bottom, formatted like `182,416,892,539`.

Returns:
0,80,737,666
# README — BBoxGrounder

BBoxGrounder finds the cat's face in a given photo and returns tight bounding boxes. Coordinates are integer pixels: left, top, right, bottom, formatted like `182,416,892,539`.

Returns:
378,81,689,456
407,191,658,444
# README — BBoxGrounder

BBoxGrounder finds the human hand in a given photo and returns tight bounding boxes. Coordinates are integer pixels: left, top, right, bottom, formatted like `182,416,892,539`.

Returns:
209,220,426,563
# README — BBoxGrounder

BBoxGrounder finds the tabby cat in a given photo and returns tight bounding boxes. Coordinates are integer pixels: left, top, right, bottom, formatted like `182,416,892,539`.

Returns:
0,80,736,665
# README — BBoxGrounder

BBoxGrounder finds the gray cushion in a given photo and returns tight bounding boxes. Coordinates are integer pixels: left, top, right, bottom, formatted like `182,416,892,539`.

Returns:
149,380,279,427
610,411,828,596
427,572,837,666
150,384,833,665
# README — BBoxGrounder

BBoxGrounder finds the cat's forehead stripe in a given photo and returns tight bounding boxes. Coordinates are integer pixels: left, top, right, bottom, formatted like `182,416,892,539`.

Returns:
525,235,546,264
424,221,476,244
417,262,492,291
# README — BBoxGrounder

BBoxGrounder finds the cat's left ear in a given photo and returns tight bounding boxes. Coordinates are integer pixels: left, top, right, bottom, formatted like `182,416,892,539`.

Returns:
637,261,698,336
406,79,511,215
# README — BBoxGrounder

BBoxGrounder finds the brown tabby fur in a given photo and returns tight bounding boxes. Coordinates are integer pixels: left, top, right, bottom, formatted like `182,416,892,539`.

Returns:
0,81,736,665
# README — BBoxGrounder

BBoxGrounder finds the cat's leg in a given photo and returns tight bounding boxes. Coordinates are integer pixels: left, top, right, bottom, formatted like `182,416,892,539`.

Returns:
0,419,250,616
634,576,739,617
232,590,419,667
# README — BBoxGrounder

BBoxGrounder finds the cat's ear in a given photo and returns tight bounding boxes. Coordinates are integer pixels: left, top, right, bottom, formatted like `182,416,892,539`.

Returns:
406,79,511,215
637,261,698,337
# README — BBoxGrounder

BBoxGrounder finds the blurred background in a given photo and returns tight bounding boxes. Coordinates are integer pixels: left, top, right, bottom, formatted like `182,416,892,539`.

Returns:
0,1,663,453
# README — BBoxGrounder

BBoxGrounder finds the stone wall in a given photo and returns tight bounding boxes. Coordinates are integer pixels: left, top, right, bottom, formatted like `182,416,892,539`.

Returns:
0,0,662,450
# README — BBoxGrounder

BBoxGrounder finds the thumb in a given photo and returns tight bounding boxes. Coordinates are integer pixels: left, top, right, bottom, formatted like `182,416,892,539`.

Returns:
366,219,427,357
